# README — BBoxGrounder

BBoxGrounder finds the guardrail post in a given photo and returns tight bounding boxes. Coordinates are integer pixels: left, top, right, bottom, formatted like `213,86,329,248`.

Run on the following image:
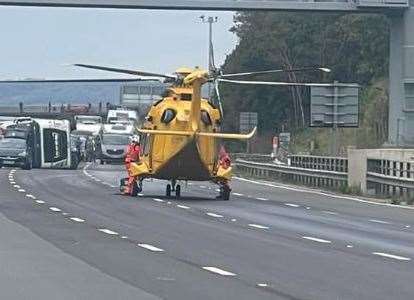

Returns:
347,148,368,193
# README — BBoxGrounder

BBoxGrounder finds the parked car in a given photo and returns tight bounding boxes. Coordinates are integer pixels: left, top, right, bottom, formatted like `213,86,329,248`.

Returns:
0,137,32,169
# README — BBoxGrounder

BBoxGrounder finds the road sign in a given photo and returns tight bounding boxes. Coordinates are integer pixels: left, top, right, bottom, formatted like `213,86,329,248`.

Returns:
239,112,258,134
310,83,359,128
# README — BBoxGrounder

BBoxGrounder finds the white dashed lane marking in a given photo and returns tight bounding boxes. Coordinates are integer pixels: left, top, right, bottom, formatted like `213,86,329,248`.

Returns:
202,267,236,276
177,205,190,210
35,200,45,204
256,197,268,201
26,194,36,199
18,189,26,192
232,193,244,196
138,244,164,252
248,224,269,230
13,185,20,188
206,212,224,218
153,198,165,203
285,203,300,208
302,236,332,244
49,207,62,212
369,219,391,225
372,252,411,261
70,217,85,223
98,228,119,235
257,283,269,287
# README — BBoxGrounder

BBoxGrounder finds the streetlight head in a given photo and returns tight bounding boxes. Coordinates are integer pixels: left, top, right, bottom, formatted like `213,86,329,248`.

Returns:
318,67,331,73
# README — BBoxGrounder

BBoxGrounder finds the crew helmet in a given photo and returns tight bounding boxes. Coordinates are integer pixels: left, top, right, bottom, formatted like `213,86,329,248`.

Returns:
130,135,140,143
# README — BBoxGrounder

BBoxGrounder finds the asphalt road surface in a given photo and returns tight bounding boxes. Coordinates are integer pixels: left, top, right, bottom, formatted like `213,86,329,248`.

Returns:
1,163,414,300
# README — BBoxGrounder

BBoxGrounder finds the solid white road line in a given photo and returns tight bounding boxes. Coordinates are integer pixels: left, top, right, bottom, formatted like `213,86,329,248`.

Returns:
138,244,164,252
98,228,119,235
70,217,85,223
232,193,244,196
248,224,269,229
35,200,45,204
369,219,391,225
322,211,338,215
206,212,223,218
302,236,332,244
153,198,165,203
49,207,62,212
177,205,190,210
285,203,300,208
372,252,411,261
202,267,236,276
235,177,414,210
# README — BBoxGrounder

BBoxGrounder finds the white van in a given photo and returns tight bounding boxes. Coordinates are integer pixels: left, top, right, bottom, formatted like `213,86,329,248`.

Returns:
74,115,103,136
106,109,138,125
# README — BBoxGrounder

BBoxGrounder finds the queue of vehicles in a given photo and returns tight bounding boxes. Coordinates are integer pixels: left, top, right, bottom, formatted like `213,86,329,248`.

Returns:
0,107,138,170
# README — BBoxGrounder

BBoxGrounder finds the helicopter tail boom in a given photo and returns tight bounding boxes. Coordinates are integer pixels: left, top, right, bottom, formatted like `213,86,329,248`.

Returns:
138,129,194,136
196,127,257,140
138,127,256,140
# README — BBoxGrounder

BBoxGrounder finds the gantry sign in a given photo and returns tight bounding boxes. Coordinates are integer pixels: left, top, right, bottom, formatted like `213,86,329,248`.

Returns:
0,0,413,146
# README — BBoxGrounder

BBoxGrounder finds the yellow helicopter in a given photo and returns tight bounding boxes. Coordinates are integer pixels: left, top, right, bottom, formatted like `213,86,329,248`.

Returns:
72,63,331,200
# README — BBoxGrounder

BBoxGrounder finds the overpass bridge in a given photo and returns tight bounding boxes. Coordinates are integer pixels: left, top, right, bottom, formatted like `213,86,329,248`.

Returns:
0,0,413,146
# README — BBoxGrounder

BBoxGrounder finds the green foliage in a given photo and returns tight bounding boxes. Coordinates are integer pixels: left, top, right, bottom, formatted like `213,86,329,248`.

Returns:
221,12,390,148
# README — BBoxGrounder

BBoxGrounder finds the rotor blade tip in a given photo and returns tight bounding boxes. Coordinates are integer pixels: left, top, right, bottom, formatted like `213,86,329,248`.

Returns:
319,67,331,73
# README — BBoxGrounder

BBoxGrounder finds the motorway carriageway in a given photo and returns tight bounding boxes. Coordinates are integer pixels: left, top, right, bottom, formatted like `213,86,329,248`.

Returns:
1,163,414,299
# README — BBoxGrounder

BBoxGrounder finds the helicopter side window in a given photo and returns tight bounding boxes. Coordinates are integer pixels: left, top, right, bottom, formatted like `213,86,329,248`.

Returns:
161,109,176,124
201,110,212,126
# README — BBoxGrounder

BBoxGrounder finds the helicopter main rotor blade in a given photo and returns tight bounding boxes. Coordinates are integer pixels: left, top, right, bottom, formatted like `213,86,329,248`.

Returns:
0,78,154,83
220,67,331,78
214,80,224,117
218,79,359,88
73,64,176,79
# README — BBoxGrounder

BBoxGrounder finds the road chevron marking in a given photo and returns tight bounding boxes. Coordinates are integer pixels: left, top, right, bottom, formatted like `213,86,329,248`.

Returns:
372,252,411,261
202,267,236,276
302,236,332,244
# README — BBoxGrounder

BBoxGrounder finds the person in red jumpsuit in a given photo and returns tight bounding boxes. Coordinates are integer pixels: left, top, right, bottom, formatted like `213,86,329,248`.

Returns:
218,145,231,169
124,135,141,195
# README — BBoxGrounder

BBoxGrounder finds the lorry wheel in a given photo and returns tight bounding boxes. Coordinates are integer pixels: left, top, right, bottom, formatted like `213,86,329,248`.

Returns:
22,159,32,170
166,184,172,197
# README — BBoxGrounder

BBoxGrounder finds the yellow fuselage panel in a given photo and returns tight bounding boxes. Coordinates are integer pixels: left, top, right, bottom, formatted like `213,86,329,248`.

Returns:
142,95,220,180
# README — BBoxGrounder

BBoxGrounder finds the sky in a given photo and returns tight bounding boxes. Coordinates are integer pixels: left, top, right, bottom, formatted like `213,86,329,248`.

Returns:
0,7,238,80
